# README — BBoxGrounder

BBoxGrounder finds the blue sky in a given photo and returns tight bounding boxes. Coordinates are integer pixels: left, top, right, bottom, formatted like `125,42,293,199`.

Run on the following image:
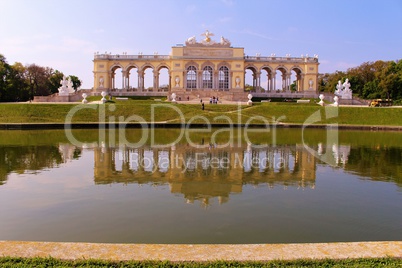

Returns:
1,0,401,89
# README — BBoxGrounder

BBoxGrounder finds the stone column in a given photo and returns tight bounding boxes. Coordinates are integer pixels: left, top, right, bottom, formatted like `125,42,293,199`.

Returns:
122,70,127,91
153,70,159,91
111,72,115,89
270,72,274,92
214,71,219,89
256,72,261,92
197,71,202,89
282,73,286,91
229,71,233,90
296,74,301,91
107,71,112,90
138,70,144,91
126,70,130,90
300,74,305,92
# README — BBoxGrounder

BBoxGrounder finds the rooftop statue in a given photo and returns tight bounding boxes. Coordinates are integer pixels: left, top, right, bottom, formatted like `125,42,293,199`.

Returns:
186,36,196,45
186,30,232,46
201,29,214,43
220,36,231,46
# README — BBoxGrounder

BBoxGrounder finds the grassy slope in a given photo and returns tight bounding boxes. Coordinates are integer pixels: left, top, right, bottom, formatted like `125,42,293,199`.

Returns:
0,101,401,126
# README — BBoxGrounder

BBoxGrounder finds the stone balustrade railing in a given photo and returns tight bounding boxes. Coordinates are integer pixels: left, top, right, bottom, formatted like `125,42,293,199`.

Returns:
244,56,319,63
94,54,170,60
94,54,318,63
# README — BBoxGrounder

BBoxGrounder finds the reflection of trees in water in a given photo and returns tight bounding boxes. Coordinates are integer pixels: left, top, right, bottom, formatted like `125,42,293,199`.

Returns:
0,144,81,185
346,146,402,186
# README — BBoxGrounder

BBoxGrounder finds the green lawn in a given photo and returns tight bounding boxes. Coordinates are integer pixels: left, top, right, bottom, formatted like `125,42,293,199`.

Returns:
0,100,401,126
0,257,401,268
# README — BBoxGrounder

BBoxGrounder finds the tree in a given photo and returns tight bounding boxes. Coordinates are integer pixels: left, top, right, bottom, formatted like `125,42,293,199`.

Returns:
244,84,253,91
290,81,297,92
48,70,64,94
68,75,81,91
318,60,402,103
10,62,29,101
0,55,29,102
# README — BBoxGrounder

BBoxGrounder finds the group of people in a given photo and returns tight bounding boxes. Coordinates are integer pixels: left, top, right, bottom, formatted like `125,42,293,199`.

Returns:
199,96,220,110
209,96,219,104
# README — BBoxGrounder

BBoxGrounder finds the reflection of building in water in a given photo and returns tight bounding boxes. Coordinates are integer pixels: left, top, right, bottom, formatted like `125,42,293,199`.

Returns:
58,144,81,163
93,144,318,205
332,145,351,167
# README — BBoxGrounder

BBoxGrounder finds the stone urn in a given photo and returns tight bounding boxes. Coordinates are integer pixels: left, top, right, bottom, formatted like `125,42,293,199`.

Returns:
247,93,253,105
318,94,325,106
333,96,339,107
82,93,88,104
101,91,107,103
171,93,177,102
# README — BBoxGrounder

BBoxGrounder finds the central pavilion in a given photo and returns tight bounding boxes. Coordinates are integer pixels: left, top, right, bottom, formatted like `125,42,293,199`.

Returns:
93,30,319,101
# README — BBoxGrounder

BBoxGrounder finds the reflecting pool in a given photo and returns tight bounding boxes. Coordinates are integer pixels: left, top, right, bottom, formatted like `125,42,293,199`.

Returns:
0,128,401,244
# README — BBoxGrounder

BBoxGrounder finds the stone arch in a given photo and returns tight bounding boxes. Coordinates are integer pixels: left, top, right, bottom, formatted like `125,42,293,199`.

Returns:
200,61,215,70
275,65,290,92
110,63,124,90
260,66,275,92
126,65,139,91
124,63,140,72
217,61,231,70
137,63,155,91
139,63,155,73
154,63,170,92
245,65,258,91
110,63,124,72
185,61,199,70
290,66,304,92
155,63,170,72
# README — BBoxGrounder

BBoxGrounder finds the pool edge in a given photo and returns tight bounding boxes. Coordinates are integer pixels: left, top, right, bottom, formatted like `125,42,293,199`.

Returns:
0,241,401,261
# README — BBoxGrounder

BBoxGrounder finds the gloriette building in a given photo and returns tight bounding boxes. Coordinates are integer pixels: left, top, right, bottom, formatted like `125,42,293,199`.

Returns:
93,31,319,101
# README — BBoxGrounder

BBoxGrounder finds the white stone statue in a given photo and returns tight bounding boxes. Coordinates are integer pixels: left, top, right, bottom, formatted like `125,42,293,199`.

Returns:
67,76,74,93
99,77,104,88
335,80,343,96
175,76,180,87
235,77,240,88
308,79,314,90
334,79,352,100
343,79,351,93
220,36,231,46
186,36,196,45
58,76,69,96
